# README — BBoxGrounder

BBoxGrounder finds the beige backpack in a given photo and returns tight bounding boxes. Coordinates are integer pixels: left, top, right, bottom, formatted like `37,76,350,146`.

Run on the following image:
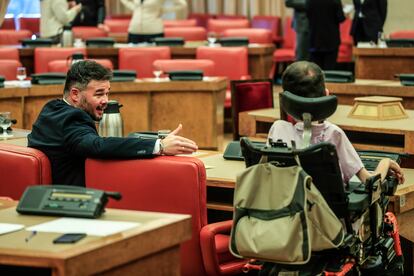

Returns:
230,161,344,264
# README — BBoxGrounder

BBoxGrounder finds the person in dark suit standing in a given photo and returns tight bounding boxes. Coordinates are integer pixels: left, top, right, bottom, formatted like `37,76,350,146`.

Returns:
306,0,345,70
28,60,198,187
351,0,387,44
69,0,109,32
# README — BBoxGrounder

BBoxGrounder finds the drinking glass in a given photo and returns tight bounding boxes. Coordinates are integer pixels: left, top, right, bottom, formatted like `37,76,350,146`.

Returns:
16,67,27,85
207,32,217,46
0,111,13,138
153,70,163,81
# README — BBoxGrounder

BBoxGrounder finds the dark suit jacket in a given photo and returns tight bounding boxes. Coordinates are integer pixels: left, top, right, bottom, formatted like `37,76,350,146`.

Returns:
351,0,387,41
306,0,345,51
28,99,156,187
72,0,106,26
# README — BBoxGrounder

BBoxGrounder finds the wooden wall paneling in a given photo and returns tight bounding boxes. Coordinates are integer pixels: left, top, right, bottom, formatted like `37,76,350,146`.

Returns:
0,87,28,129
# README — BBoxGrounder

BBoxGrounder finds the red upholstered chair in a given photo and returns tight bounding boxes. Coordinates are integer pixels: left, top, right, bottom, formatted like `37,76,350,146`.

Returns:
34,48,87,73
85,156,246,276
216,15,247,20
18,16,40,35
163,19,197,27
0,60,23,80
72,26,108,40
337,18,353,63
251,15,282,44
231,79,274,140
0,144,51,200
222,28,273,44
118,47,171,78
0,17,15,30
104,19,129,33
153,59,215,76
207,19,250,36
164,27,207,41
389,30,414,39
0,29,31,45
48,59,113,73
270,16,296,78
188,13,215,28
196,46,249,108
0,48,20,60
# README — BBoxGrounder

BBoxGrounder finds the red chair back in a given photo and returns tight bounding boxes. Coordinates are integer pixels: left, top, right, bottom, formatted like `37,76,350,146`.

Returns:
188,13,215,28
0,48,20,60
251,15,282,43
48,59,113,73
0,18,15,30
72,26,108,40
282,16,295,49
34,48,87,73
163,19,197,27
153,59,215,76
0,29,31,45
0,60,23,80
0,144,51,200
231,79,274,140
18,16,40,34
222,28,272,44
119,47,171,78
85,156,208,276
337,18,353,63
164,27,207,41
196,46,248,80
104,19,129,33
207,19,249,36
389,30,414,39
216,15,247,20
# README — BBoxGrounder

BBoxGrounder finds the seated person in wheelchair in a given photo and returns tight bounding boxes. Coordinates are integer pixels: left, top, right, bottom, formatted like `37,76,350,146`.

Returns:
267,61,404,186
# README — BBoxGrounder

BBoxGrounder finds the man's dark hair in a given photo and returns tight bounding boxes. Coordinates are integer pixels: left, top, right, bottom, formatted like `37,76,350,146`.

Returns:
63,60,112,96
282,61,325,98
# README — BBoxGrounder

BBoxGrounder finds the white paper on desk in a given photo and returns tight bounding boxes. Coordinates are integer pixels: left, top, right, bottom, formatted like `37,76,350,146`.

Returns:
0,223,24,235
27,218,140,237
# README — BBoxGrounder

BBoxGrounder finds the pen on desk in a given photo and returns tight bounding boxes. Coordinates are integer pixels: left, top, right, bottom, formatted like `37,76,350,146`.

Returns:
25,231,37,242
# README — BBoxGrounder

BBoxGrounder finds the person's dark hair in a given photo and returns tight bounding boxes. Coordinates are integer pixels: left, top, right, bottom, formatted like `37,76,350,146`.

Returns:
63,60,112,96
281,61,325,98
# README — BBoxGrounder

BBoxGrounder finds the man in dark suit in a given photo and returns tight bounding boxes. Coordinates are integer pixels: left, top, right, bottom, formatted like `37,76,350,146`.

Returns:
351,0,387,44
69,0,109,32
28,60,198,187
306,0,345,70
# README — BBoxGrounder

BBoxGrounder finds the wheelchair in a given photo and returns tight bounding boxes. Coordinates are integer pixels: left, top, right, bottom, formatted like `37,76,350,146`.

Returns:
237,91,404,275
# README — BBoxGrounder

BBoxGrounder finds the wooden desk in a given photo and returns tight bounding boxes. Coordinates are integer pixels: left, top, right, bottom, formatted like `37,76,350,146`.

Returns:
17,44,275,79
354,47,414,80
0,78,227,150
0,201,191,276
326,79,414,109
239,106,414,155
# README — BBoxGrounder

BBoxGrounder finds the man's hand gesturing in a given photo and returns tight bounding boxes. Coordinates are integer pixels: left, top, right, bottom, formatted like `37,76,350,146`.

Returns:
161,124,198,155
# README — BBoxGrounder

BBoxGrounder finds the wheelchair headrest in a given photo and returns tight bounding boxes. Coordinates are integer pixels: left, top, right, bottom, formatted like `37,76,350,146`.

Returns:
280,91,338,121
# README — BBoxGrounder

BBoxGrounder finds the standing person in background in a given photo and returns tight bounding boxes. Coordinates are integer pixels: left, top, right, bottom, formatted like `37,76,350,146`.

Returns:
285,0,309,61
40,0,82,43
69,0,109,32
120,0,187,44
351,0,387,45
306,0,345,70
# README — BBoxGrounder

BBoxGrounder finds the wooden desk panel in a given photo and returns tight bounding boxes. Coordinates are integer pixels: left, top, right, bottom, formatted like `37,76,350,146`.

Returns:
0,78,227,149
0,203,191,276
354,47,414,80
17,44,274,79
326,79,414,109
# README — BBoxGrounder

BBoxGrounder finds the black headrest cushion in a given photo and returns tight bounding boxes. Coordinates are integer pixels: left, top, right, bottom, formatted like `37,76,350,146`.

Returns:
280,91,338,121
